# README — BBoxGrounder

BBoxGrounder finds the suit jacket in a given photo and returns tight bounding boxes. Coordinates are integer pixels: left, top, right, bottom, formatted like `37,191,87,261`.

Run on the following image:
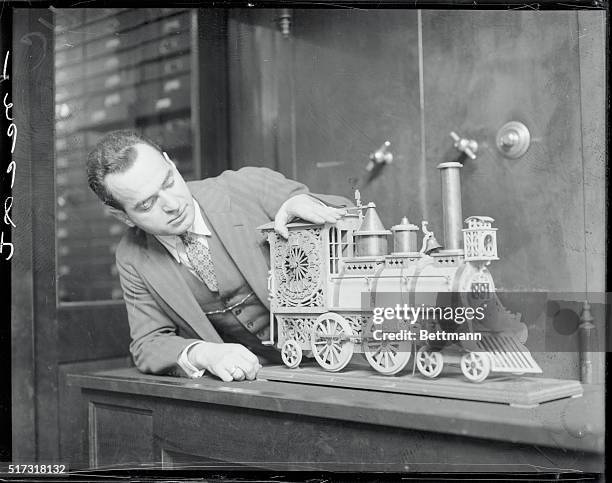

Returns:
115,166,350,377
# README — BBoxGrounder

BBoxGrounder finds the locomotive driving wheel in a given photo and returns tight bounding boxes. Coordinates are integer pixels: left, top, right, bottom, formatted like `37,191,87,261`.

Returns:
460,351,491,383
281,340,302,369
310,313,354,372
363,320,412,375
416,346,444,378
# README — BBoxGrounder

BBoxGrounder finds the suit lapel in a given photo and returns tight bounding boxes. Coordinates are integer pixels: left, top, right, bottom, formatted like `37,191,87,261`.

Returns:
191,181,271,308
138,234,223,343
206,211,271,308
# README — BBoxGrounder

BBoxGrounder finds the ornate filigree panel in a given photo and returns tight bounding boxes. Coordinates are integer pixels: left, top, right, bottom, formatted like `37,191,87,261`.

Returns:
279,313,368,343
272,228,324,307
344,314,367,337
278,316,317,344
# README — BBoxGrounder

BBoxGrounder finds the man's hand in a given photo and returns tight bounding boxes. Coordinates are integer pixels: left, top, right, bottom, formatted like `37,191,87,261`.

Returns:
274,193,346,238
188,342,262,382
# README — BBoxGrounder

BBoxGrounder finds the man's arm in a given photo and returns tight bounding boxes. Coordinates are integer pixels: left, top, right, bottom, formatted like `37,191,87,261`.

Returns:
116,254,203,376
217,166,352,236
117,238,262,381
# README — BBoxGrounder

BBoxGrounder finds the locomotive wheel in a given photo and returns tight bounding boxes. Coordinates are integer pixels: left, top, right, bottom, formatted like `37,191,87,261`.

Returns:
460,352,491,383
363,321,412,375
281,340,302,369
365,344,411,375
416,346,444,378
310,313,354,372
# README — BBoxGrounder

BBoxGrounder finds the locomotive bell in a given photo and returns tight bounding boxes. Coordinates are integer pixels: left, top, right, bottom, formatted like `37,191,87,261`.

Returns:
420,221,443,255
422,234,443,254
391,216,419,254
354,202,391,256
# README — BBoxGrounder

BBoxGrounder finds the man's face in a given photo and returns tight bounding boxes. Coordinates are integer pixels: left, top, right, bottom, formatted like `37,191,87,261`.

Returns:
105,143,195,236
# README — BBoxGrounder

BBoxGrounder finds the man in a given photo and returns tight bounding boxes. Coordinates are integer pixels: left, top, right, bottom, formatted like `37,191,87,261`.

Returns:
87,130,349,382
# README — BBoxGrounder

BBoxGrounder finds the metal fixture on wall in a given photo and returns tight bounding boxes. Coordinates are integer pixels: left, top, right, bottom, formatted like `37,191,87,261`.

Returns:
277,9,292,38
366,140,393,171
496,121,531,159
450,131,478,159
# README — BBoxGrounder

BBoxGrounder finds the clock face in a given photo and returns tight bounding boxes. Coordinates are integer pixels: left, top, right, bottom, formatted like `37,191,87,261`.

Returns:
284,245,310,292
275,229,322,306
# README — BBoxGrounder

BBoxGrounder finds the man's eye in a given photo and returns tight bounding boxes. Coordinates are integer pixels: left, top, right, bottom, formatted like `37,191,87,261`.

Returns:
164,177,175,188
141,200,155,211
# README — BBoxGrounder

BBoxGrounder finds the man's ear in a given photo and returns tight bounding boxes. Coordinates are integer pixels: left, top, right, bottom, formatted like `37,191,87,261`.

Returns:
106,206,135,227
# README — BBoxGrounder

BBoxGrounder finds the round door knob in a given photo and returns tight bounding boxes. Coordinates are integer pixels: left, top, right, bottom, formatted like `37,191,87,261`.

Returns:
496,121,531,159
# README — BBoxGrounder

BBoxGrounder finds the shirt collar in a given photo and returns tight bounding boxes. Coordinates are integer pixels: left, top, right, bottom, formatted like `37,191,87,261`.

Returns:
155,198,211,255
189,198,211,237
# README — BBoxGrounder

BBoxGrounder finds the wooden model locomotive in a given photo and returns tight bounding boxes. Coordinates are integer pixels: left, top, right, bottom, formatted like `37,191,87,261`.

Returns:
259,162,542,382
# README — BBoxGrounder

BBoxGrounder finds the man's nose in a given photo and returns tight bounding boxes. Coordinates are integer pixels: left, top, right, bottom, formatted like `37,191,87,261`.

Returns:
160,192,180,212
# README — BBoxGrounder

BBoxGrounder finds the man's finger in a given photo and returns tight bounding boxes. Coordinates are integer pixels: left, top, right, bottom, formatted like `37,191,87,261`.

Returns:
231,367,246,381
237,355,259,380
274,215,290,239
295,205,344,224
297,213,326,224
319,206,345,215
241,363,257,380
323,207,346,218
240,361,258,380
305,209,337,223
319,212,342,223
214,366,234,382
243,362,263,381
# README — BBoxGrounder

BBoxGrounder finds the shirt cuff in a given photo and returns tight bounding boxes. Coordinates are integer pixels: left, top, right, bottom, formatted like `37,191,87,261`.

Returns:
177,341,206,378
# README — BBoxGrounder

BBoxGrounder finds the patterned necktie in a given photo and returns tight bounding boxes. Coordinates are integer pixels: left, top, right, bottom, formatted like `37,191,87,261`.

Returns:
180,232,218,292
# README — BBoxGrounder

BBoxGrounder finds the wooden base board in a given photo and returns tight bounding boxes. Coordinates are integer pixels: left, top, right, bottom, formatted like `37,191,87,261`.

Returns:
259,360,583,407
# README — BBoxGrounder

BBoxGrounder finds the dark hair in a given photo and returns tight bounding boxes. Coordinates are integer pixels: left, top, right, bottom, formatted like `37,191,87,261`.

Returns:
87,130,162,210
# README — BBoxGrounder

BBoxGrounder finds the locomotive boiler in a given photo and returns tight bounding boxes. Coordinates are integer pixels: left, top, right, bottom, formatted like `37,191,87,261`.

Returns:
259,162,542,383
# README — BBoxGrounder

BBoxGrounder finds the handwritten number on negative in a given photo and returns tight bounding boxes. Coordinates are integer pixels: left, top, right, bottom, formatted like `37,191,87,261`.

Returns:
0,231,13,260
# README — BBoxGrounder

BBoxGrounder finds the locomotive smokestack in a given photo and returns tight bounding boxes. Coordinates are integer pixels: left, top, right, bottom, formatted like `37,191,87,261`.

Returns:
437,162,464,253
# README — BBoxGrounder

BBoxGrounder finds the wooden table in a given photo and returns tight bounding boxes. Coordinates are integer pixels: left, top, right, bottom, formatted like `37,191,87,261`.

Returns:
68,367,604,473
